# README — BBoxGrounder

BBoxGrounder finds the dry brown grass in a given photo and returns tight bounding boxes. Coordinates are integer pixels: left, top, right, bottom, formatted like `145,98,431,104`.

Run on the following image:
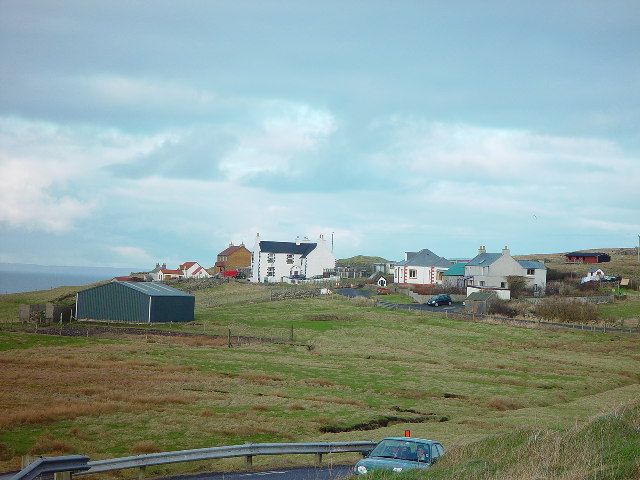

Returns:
29,433,73,455
131,441,160,454
288,403,305,411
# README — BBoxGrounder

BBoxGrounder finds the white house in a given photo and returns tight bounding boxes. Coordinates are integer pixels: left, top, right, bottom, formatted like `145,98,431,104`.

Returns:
465,246,546,291
149,261,211,281
250,234,336,283
394,249,453,285
179,261,211,279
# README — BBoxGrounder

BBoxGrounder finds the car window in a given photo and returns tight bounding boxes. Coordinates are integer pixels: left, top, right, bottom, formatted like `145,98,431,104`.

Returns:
436,444,444,456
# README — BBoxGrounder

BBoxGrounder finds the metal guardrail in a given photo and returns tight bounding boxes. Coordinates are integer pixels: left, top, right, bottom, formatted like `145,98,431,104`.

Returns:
10,442,376,480
11,455,90,480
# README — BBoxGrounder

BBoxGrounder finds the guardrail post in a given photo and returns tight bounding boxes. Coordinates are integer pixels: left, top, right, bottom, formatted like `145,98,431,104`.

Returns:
138,466,146,480
54,471,71,480
245,455,253,466
315,453,322,465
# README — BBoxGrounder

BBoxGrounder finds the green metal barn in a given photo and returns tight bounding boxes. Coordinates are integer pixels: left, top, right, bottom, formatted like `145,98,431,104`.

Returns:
76,281,195,323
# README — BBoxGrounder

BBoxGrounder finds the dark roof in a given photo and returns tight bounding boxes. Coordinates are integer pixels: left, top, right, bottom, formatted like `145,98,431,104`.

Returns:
119,281,193,297
466,291,497,301
466,252,502,266
518,260,546,270
79,281,193,297
396,249,452,268
565,252,609,258
259,241,317,257
444,263,466,276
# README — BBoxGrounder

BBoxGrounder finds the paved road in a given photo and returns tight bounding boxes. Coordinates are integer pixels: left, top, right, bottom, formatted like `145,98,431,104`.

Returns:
162,466,352,480
377,301,464,313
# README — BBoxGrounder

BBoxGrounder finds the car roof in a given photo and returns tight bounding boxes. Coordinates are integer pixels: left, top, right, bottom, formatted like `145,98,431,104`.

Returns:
381,437,437,444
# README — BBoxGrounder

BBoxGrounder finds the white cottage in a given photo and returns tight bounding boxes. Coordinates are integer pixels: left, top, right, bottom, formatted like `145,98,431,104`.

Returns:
394,249,453,285
250,234,335,283
465,246,546,291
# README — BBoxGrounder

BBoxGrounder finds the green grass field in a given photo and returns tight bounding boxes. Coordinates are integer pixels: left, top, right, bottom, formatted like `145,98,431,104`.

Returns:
1,283,639,478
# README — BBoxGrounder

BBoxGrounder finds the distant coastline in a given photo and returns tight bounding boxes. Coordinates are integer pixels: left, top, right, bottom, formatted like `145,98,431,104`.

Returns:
0,263,137,294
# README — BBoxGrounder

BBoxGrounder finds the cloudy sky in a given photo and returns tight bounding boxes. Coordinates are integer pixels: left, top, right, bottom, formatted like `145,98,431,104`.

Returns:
1,1,639,268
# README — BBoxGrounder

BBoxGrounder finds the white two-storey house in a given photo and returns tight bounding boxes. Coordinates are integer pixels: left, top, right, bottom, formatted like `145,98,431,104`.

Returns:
465,246,546,291
250,234,335,283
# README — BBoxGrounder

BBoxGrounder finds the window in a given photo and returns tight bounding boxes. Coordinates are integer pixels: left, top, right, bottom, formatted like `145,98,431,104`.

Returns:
267,266,275,277
480,281,485,286
501,282,506,288
527,269,535,275
409,269,417,278
267,253,275,263
286,254,294,264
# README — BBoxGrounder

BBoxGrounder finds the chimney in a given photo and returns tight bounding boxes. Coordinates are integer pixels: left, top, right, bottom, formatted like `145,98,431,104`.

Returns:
155,262,159,268
162,263,166,269
478,245,486,255
229,241,233,247
502,245,510,256
296,235,301,245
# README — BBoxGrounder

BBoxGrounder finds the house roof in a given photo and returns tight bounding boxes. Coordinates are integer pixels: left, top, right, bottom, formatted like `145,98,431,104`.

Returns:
218,245,247,256
179,261,197,270
466,252,502,267
396,249,452,268
566,252,608,258
259,241,317,257
117,281,193,297
191,266,203,275
161,269,183,275
517,260,546,270
466,290,497,301
444,263,466,276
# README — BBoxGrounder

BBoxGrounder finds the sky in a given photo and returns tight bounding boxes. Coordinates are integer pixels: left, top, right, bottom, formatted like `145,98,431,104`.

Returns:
0,0,639,269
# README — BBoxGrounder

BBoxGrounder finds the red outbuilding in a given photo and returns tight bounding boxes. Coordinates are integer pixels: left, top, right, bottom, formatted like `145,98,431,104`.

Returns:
565,252,611,264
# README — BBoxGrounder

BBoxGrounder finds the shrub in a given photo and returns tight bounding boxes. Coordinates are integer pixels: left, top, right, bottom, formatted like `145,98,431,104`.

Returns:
506,275,527,298
29,433,73,455
547,268,572,281
488,299,518,318
534,298,599,324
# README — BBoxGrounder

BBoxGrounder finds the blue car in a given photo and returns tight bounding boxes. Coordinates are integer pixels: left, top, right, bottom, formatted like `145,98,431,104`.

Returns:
353,437,445,475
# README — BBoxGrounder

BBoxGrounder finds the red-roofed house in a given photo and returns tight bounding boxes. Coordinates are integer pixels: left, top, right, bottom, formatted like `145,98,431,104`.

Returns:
158,268,184,280
214,243,251,273
179,261,211,279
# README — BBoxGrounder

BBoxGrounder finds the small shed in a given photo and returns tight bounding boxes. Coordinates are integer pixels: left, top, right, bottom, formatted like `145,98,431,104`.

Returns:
76,281,195,323
465,290,497,315
443,263,466,287
367,272,393,287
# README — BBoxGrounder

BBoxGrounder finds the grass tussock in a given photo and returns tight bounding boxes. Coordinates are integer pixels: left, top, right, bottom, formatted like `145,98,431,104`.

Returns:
29,434,73,455
130,441,161,454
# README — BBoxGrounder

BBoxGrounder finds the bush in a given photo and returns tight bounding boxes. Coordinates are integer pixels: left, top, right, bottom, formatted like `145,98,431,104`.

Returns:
547,268,572,281
506,275,527,298
411,284,464,295
534,298,599,324
488,299,518,318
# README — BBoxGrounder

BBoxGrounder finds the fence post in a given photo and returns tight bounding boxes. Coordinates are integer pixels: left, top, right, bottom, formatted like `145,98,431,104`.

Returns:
316,453,323,465
245,455,253,466
228,329,232,348
138,465,146,480
290,325,294,342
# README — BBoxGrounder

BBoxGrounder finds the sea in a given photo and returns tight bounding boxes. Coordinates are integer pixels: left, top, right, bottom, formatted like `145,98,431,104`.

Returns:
0,263,137,294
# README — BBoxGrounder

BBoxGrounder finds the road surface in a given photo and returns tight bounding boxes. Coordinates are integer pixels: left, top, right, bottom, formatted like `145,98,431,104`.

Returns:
161,465,352,480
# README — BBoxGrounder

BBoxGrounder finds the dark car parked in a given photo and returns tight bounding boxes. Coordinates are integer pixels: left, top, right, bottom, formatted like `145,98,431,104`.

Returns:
426,294,452,307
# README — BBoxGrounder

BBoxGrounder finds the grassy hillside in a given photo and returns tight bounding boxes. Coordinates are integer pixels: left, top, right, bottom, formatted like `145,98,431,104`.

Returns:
337,255,391,270
1,283,639,477
515,247,640,279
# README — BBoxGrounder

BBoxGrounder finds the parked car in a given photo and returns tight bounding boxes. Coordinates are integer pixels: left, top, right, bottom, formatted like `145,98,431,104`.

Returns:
426,294,452,307
353,437,445,475
234,272,247,279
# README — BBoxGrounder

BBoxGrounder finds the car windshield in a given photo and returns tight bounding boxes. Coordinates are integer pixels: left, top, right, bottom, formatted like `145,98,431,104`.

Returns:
369,440,430,463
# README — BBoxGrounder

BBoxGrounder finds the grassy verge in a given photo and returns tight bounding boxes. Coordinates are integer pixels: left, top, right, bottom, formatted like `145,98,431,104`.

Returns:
351,401,640,479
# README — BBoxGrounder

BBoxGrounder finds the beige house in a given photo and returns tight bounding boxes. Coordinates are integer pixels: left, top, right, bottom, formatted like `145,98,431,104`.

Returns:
465,246,546,292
